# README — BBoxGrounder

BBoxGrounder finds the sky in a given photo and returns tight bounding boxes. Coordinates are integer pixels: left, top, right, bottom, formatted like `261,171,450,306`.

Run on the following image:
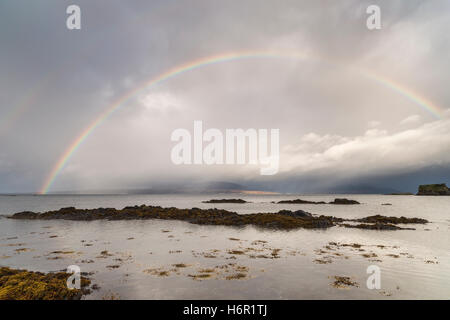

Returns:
0,0,449,194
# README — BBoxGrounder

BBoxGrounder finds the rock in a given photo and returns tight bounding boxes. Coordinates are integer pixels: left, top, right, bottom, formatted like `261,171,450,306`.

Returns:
329,198,360,205
277,209,313,218
0,267,91,300
10,206,428,232
278,198,360,205
342,223,414,231
277,199,326,204
202,199,248,203
11,211,39,219
355,215,428,224
10,205,335,230
417,183,450,196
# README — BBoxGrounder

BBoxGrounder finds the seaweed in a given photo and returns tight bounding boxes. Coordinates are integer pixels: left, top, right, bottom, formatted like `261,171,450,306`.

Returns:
10,205,427,232
0,267,91,300
10,206,335,230
202,199,248,203
355,215,428,224
330,276,359,289
277,199,326,204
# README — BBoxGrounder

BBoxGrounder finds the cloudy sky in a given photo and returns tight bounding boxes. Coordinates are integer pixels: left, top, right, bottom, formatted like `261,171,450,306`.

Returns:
1,0,449,194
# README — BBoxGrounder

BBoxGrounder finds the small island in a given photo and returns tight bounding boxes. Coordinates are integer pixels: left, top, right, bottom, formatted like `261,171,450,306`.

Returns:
202,199,248,204
329,198,360,205
416,183,450,196
277,198,360,205
277,199,326,204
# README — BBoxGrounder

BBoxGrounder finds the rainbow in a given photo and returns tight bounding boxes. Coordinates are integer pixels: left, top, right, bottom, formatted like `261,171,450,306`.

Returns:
0,101,30,137
39,50,444,194
0,75,55,138
362,72,442,119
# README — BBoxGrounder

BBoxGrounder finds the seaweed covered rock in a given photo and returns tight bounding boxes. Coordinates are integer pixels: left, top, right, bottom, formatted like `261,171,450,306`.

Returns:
11,211,39,219
342,223,414,231
277,199,326,204
202,199,248,204
417,183,450,196
0,267,91,300
277,209,313,218
10,205,335,230
356,215,428,224
242,213,334,229
277,198,360,205
10,206,428,232
329,198,360,205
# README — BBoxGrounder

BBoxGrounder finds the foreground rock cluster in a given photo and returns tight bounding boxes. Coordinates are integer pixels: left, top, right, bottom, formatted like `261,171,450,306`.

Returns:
10,205,428,231
0,267,91,300
11,206,336,229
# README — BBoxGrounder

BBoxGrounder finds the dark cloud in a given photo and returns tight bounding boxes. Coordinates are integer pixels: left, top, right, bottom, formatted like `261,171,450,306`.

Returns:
1,0,449,193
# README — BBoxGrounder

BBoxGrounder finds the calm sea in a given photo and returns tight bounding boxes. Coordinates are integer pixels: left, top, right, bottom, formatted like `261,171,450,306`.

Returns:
0,194,449,299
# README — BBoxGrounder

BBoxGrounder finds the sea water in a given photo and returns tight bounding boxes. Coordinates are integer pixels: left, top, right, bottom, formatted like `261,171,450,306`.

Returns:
0,194,449,299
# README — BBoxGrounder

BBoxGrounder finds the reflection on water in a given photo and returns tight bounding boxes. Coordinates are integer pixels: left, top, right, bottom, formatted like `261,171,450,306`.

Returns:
0,194,449,299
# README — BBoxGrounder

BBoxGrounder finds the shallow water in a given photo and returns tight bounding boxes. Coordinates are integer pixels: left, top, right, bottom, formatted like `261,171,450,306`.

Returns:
0,194,449,299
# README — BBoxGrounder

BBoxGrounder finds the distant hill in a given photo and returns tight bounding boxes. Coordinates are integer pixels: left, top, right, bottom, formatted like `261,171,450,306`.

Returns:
308,184,400,195
26,180,448,196
41,181,254,195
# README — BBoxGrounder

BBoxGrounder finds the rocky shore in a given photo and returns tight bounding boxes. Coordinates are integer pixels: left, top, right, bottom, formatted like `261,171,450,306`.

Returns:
0,267,91,300
9,205,428,231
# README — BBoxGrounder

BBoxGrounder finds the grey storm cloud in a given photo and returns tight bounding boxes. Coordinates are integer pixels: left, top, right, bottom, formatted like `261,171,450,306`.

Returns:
0,0,449,193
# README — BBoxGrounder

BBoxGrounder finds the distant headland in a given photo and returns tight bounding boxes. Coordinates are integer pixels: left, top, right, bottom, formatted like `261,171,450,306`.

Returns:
416,183,450,196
